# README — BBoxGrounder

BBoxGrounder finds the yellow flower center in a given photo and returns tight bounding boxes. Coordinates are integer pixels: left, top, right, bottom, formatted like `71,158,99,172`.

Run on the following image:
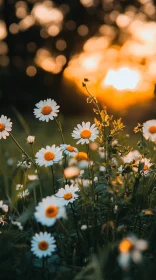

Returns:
80,129,92,139
64,192,73,200
44,151,55,161
38,241,49,251
41,105,52,115
148,126,156,134
75,152,88,161
0,123,5,132
119,239,133,253
66,146,75,152
45,206,58,218
143,165,148,171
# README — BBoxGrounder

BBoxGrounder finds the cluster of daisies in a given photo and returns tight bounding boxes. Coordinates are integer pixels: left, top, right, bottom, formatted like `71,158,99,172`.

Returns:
31,184,80,258
0,98,156,261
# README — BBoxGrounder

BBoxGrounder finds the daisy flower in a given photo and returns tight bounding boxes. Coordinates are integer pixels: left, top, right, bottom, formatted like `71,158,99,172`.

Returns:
60,144,78,157
31,232,56,258
34,196,66,227
35,145,63,167
72,121,99,145
138,158,152,175
143,120,156,142
122,150,141,163
18,189,30,198
0,115,12,140
118,236,148,270
27,135,35,144
55,184,79,206
17,161,31,169
34,99,60,122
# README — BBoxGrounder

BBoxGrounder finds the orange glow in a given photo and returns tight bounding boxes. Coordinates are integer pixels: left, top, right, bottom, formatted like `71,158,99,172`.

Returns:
77,25,89,36
0,42,8,55
0,20,7,40
19,16,35,30
102,67,140,91
26,66,37,77
9,23,19,34
56,39,67,51
63,23,155,110
35,48,65,74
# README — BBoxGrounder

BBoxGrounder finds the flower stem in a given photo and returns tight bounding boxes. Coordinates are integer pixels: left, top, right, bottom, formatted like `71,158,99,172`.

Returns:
30,144,43,199
9,133,36,167
50,165,55,194
54,117,65,144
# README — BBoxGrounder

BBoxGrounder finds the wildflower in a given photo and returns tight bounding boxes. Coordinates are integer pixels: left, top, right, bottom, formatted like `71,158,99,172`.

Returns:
0,200,8,212
0,216,6,226
143,120,156,142
0,201,8,212
71,152,89,169
11,219,23,230
139,158,152,175
18,189,29,198
118,236,148,270
94,177,98,182
17,160,31,169
72,121,99,144
31,232,56,258
142,209,153,215
99,166,106,172
64,166,80,179
71,178,92,188
34,99,60,122
16,184,23,190
122,150,141,163
75,152,88,161
55,184,79,206
81,225,87,230
98,147,107,159
28,174,38,181
35,145,63,167
27,135,35,144
34,196,66,227
0,115,12,140
112,140,118,146
60,144,78,157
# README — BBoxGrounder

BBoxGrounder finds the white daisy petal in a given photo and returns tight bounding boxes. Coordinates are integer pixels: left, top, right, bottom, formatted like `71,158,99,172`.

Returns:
31,232,56,258
55,184,80,206
34,98,60,122
143,119,156,142
35,145,63,167
0,115,12,140
72,122,99,145
34,195,66,226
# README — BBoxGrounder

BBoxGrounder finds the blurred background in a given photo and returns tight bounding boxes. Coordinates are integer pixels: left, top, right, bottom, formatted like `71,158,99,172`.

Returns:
0,0,156,126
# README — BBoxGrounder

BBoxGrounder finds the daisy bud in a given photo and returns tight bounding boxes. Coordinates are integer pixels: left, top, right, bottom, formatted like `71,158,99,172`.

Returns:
81,224,87,230
94,177,98,182
27,135,35,144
